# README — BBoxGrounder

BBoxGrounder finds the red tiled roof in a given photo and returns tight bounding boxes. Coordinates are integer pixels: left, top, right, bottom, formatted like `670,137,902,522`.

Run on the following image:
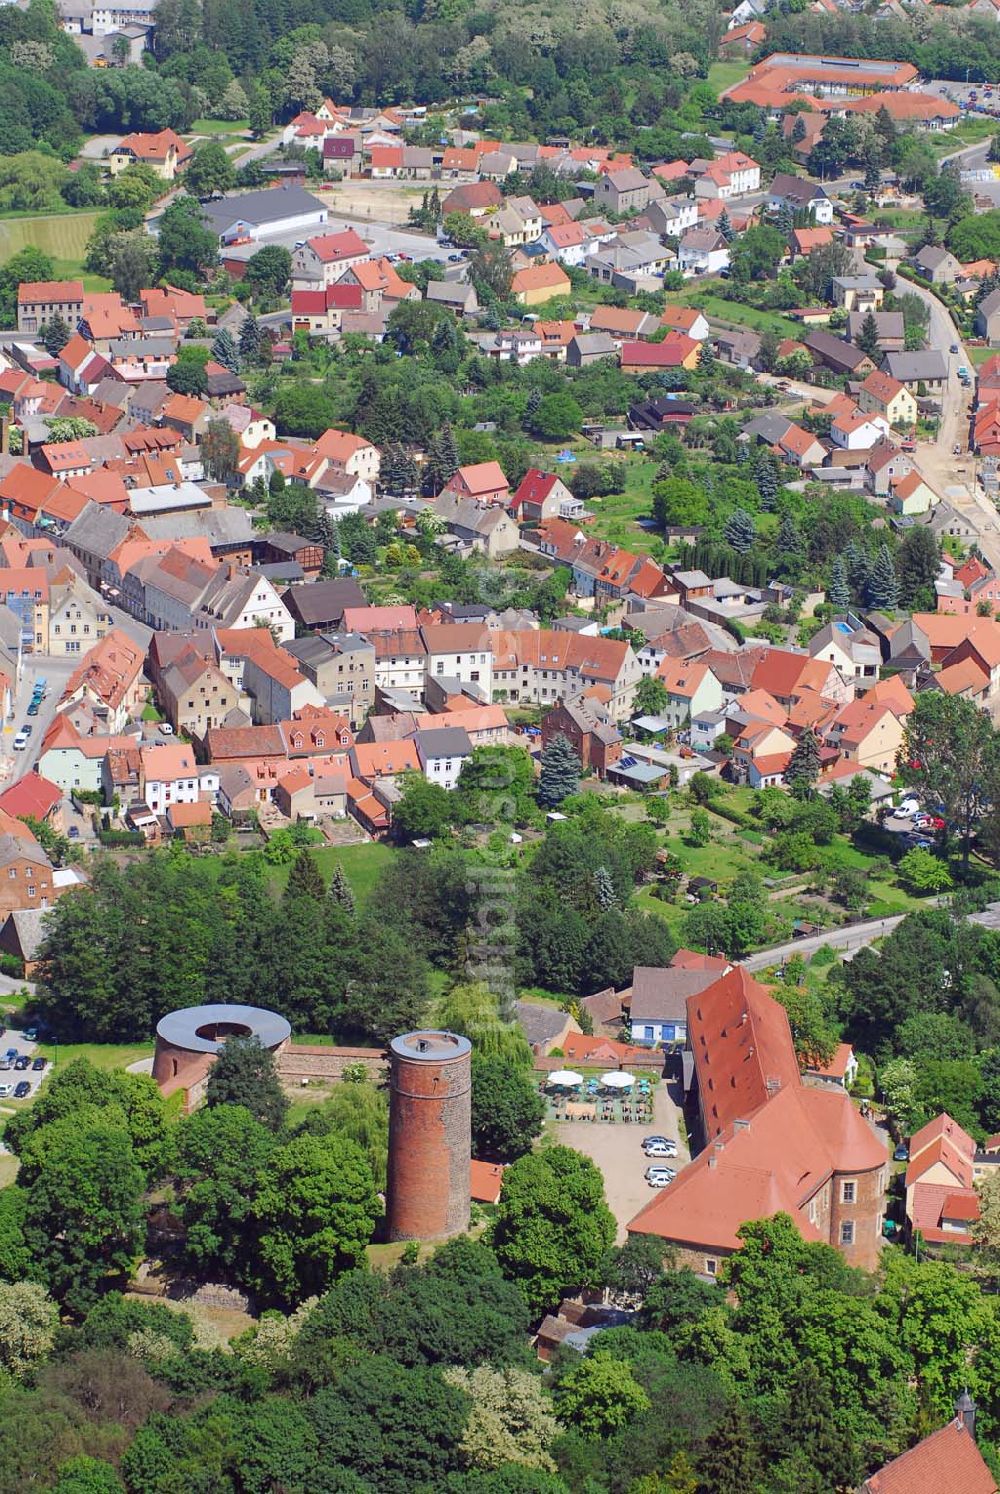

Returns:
910,1110,976,1160
862,1418,996,1494
0,773,61,821
469,1160,505,1203
688,966,801,1136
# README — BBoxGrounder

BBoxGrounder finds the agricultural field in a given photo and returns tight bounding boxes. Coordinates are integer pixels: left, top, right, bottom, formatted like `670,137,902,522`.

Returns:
0,210,100,271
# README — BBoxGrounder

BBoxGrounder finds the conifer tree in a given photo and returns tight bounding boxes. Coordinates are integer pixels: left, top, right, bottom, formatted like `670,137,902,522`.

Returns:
284,849,326,903
855,308,882,361
866,543,899,609
723,507,756,555
239,311,261,365
717,208,734,243
696,1401,764,1494
828,556,851,610
211,327,240,374
594,866,617,911
537,733,581,808
753,452,779,510
329,863,356,914
787,726,820,796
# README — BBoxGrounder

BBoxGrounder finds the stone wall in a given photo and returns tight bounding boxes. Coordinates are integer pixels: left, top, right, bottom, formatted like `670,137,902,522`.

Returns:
276,1044,387,1082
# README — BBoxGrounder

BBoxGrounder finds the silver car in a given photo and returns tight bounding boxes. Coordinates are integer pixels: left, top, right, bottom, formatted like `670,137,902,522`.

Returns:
645,1165,676,1187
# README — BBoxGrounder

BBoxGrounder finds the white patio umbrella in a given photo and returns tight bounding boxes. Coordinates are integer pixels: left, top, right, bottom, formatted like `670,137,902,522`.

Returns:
601,1071,636,1089
547,1070,584,1087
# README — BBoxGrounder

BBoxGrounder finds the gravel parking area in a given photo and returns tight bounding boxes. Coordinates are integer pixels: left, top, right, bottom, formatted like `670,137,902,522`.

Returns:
554,1078,689,1242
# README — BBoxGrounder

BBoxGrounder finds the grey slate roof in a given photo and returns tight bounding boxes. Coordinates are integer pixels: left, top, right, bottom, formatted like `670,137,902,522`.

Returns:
198,186,326,235
628,965,719,1023
515,1000,572,1047
414,725,474,759
881,351,949,384
142,509,254,546
64,500,131,561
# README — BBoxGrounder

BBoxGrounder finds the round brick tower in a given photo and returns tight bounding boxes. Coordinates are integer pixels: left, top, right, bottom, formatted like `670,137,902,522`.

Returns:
386,1030,472,1243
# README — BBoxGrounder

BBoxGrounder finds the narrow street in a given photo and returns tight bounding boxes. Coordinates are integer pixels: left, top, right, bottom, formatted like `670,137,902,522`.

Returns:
896,278,1000,571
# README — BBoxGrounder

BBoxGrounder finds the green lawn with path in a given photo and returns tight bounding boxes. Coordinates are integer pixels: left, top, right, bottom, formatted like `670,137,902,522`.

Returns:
189,118,250,136
33,1041,154,1071
675,289,804,342
707,61,751,96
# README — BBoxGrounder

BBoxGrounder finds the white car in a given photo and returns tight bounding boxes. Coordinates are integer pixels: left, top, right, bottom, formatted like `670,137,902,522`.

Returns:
895,800,919,819
160,723,174,736
645,1166,675,1188
12,731,27,751
643,1138,678,1158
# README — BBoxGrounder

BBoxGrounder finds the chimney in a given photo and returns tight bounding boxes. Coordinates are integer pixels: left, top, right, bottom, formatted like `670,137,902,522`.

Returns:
955,1389,977,1439
733,1118,750,1132
766,1075,782,1095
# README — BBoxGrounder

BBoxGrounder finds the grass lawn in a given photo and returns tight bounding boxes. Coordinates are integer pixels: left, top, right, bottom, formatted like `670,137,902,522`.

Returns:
586,457,662,551
928,117,999,155
675,289,804,342
264,840,395,903
969,344,997,367
707,61,751,96
34,1041,154,1071
0,1154,18,1188
0,211,101,270
189,118,250,136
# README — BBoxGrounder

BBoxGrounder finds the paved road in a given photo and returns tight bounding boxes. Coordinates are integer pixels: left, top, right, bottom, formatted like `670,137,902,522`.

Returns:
899,279,1000,570
743,915,908,971
0,657,76,786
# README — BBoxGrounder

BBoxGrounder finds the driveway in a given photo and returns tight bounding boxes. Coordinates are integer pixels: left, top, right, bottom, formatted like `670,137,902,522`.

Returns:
554,1078,689,1242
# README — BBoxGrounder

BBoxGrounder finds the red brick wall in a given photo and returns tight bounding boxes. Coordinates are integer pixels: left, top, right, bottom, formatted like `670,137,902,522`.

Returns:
386,1042,471,1242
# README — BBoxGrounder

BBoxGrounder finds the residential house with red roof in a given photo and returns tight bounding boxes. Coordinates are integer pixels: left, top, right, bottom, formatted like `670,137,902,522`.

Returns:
904,1112,979,1249
509,470,582,524
291,229,371,289
491,628,641,718
108,129,191,180
654,657,724,728
628,965,888,1273
441,461,510,506
62,627,145,733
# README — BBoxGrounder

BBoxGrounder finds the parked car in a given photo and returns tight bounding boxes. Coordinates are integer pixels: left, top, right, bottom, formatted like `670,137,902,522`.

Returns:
0,1085,13,1099
67,825,80,838
22,1027,37,1041
13,1056,29,1071
5,1049,18,1062
645,1166,675,1187
643,1140,677,1158
12,730,27,751
893,1144,909,1161
13,1082,29,1099
950,344,960,355
31,1057,46,1071
160,723,174,736
26,702,38,716
21,724,32,738
895,800,919,818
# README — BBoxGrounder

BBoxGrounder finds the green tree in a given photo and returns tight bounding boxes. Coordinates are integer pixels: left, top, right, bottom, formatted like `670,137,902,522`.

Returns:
471,1054,545,1162
22,1112,144,1313
107,230,159,303
174,1103,276,1279
248,83,273,139
51,1459,125,1494
294,1077,389,1191
239,310,262,365
786,727,820,796
530,393,583,442
898,846,953,894
729,224,785,284
537,734,581,808
0,1280,57,1378
880,1056,920,1132
211,326,240,374
490,1146,615,1315
157,196,218,279
0,248,55,327
246,244,292,300
687,808,712,847
40,316,70,357
201,418,240,483
554,1352,651,1438
470,239,513,301
633,674,668,717
897,526,940,609
329,863,356,913
185,140,236,198
828,556,851,609
273,383,337,439
285,848,326,902
393,773,454,841
206,1034,289,1130
250,1132,379,1304
444,1364,558,1472
900,692,998,871
166,359,208,396
855,309,882,362
722,507,755,554
866,543,898,609
694,1400,764,1494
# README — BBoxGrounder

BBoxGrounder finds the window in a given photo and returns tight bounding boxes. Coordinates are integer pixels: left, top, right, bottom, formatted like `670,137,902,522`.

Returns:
7,868,14,879
841,1180,856,1204
840,1221,854,1245
704,1258,718,1276
27,886,35,899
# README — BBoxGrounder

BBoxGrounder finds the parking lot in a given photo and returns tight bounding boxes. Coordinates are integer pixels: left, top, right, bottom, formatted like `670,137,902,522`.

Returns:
0,1023,49,1105
555,1076,689,1242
